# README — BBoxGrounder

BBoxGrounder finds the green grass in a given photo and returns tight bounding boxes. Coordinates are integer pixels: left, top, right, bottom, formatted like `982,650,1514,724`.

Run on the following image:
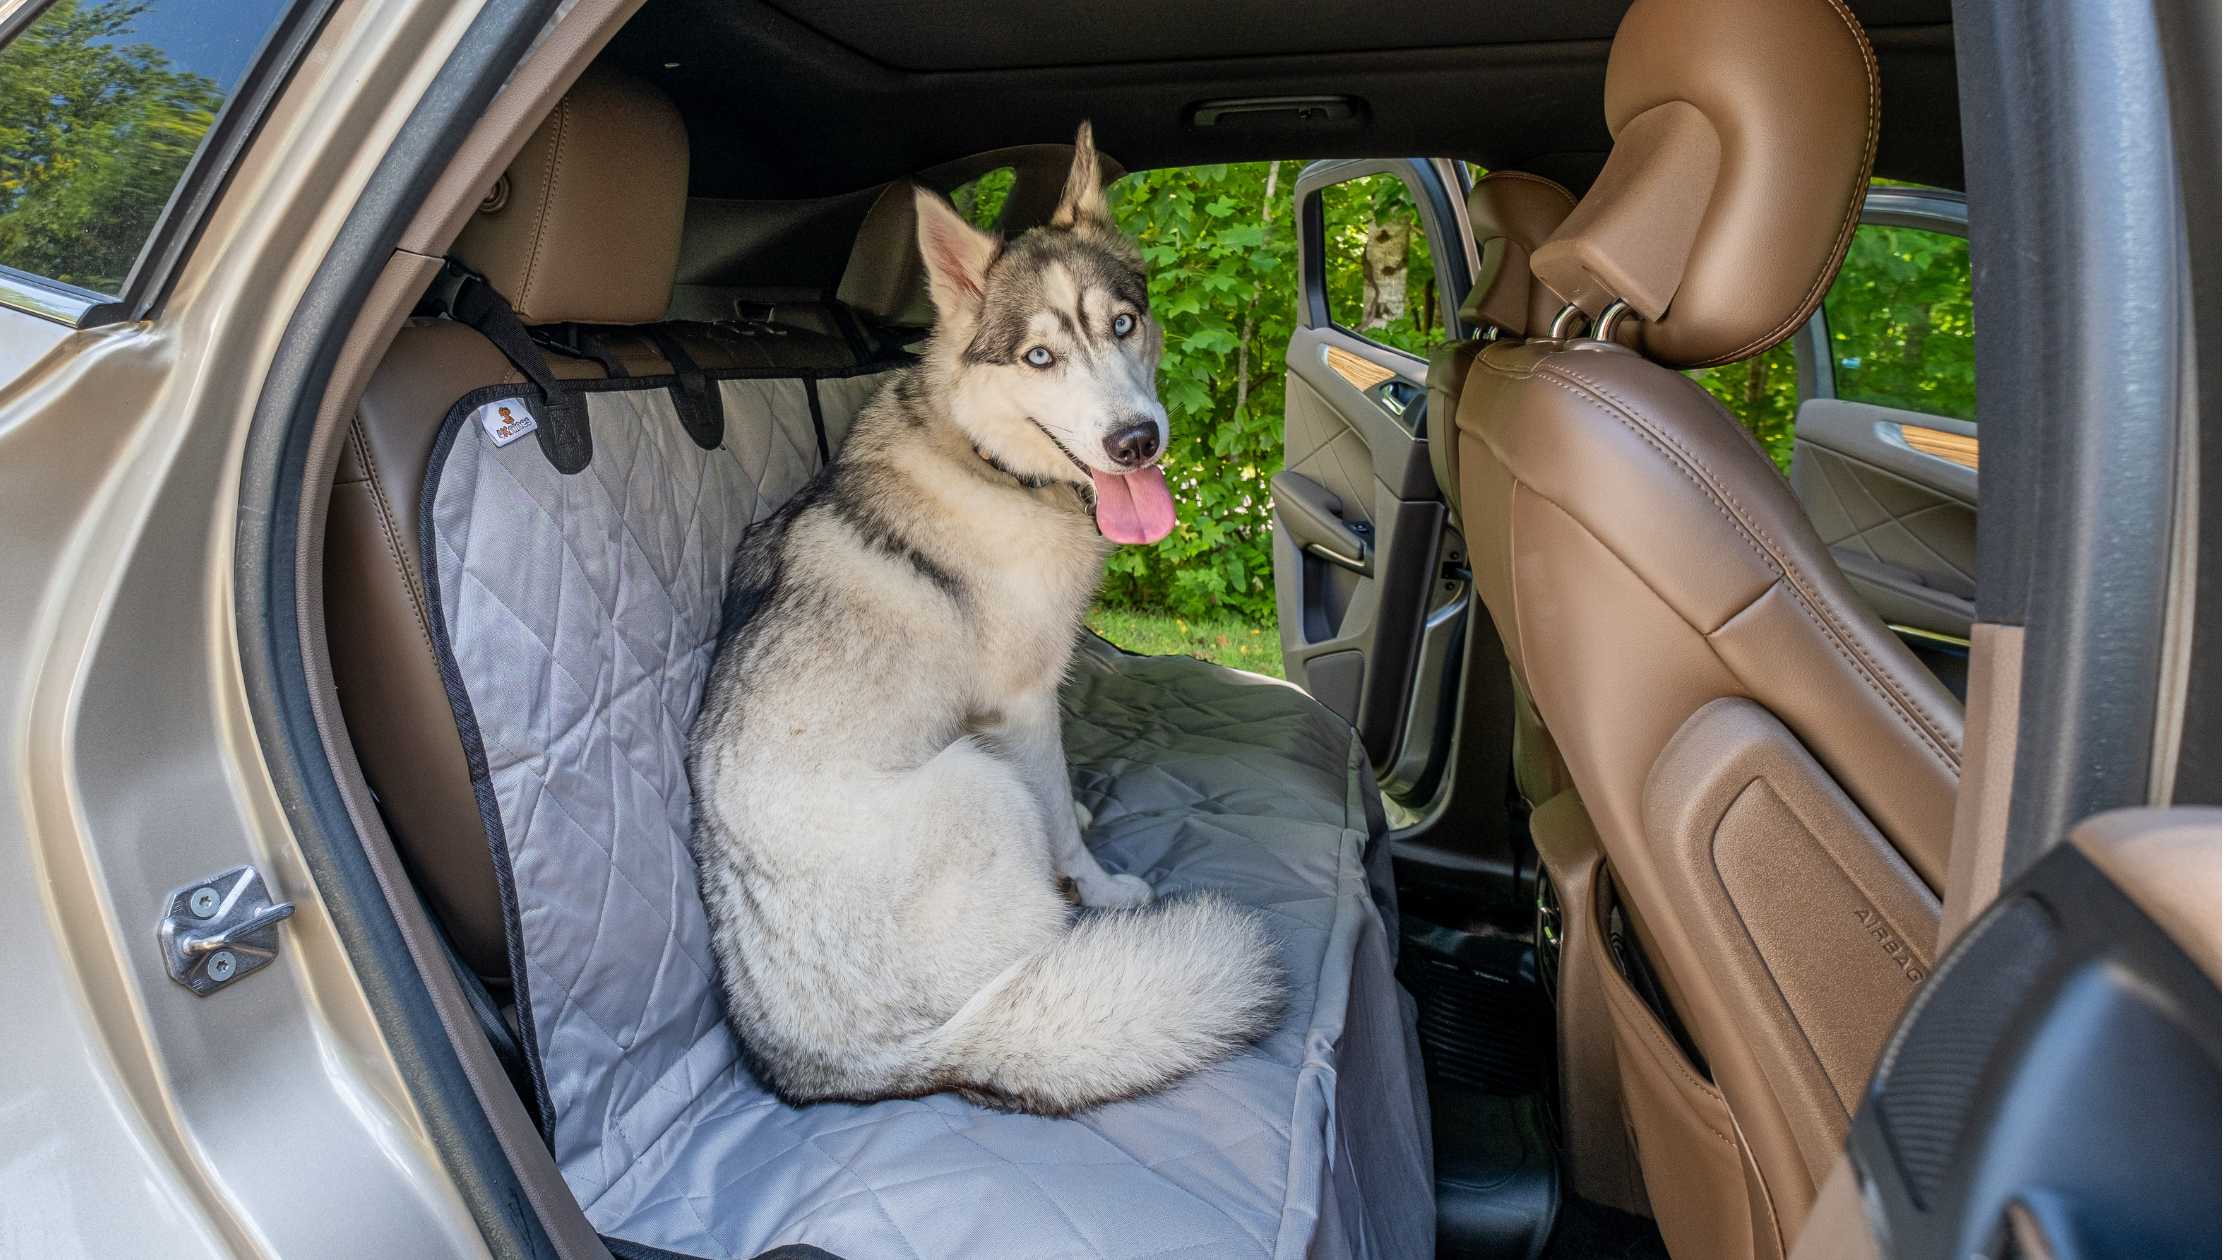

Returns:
1086,605,1286,678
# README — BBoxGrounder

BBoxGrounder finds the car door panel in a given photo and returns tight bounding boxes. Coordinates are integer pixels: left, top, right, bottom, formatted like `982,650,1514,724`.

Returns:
1276,327,1452,772
1792,399,1979,640
1282,330,1393,522
1278,158,1471,791
1270,469,1370,573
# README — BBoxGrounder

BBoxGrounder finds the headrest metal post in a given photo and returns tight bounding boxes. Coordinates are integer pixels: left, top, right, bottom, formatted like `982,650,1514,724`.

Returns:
1591,300,1635,342
1548,304,1585,341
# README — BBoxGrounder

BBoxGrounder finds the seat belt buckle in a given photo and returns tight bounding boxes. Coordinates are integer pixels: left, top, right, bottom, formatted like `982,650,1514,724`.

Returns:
427,259,486,319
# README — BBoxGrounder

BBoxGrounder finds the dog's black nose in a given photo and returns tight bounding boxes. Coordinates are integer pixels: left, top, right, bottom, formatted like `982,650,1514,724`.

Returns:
1103,420,1161,468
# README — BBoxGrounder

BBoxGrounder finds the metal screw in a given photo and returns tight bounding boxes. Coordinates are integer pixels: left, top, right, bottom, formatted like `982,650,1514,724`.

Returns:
189,887,221,918
207,951,238,983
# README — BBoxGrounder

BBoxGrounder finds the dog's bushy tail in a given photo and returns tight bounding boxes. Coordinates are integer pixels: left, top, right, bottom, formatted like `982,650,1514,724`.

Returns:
926,892,1285,1115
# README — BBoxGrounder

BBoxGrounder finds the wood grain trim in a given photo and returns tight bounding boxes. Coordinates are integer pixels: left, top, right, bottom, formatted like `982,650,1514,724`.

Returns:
1324,343,1396,394
1899,424,1979,470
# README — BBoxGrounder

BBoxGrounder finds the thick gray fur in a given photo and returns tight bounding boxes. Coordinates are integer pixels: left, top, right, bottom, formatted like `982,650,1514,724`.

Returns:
686,124,1284,1115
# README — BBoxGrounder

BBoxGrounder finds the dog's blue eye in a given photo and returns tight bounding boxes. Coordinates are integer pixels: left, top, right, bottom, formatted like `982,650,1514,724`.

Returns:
1025,346,1054,368
1113,313,1135,338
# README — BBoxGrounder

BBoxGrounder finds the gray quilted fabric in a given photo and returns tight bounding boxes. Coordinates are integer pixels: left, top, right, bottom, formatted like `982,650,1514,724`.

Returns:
426,377,1434,1260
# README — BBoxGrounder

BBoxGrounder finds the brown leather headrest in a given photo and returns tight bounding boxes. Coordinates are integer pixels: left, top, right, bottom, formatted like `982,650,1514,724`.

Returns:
1457,172,1577,338
1531,0,1880,367
451,66,688,325
835,182,937,327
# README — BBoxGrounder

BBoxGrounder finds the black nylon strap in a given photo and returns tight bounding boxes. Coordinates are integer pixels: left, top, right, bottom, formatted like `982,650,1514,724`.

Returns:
641,325,724,449
828,300,874,362
534,323,626,378
800,377,831,464
440,263,593,473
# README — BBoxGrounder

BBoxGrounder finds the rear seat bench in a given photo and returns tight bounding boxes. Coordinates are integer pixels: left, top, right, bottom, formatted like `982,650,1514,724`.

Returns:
326,66,1433,1260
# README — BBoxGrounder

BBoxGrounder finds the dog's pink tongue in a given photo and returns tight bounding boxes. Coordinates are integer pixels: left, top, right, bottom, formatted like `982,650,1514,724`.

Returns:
1090,465,1176,544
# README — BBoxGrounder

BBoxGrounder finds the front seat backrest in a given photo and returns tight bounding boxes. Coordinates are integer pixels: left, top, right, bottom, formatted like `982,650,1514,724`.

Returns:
326,67,700,983
1425,170,1577,509
835,180,939,331
1425,173,1582,812
449,65,688,326
1450,0,1961,1253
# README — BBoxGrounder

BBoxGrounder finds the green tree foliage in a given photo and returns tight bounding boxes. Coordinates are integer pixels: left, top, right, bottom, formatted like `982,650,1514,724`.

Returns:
1688,217,1974,470
1823,224,1975,421
1095,160,1305,620
0,0,224,293
950,165,1016,231
951,167,1973,621
1319,174,1441,359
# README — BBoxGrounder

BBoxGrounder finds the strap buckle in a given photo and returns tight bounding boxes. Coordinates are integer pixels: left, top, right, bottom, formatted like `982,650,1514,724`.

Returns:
427,259,485,319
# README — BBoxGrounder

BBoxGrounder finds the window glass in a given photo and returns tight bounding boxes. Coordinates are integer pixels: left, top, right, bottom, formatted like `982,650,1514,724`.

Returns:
1689,222,1972,470
0,0,295,296
1823,224,1975,421
1318,173,1440,358
949,167,1016,232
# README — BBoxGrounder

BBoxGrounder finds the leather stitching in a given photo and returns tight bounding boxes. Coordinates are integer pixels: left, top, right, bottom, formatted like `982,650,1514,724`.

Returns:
1540,365,1960,771
1798,439,1973,506
1538,372,1784,576
1465,346,1551,389
1814,447,1975,585
1679,0,1882,369
350,415,434,653
519,94,569,320
1534,362,1962,772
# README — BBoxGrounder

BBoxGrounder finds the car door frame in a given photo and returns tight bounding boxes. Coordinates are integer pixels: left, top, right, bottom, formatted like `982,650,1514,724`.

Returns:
1276,156,1474,799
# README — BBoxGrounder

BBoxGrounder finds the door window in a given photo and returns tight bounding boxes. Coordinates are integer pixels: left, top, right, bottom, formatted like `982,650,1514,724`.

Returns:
1689,211,1972,468
1823,224,1976,421
1317,172,1442,358
0,0,297,298
949,167,1016,231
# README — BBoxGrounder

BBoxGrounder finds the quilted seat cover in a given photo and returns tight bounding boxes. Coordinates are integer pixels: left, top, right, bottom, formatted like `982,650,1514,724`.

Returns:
420,372,1435,1259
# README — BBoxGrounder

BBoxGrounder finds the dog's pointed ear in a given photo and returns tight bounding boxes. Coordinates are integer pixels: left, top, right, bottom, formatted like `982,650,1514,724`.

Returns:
1051,120,1111,231
914,186,1002,324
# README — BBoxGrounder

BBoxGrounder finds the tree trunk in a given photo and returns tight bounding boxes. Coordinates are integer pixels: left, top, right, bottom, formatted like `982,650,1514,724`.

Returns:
1360,216,1410,330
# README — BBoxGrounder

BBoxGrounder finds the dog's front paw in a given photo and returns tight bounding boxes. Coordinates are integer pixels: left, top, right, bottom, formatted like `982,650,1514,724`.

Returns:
1073,800,1094,830
1078,872,1154,908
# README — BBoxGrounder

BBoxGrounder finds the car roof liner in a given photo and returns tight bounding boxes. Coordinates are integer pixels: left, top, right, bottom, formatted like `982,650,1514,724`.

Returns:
601,0,1965,199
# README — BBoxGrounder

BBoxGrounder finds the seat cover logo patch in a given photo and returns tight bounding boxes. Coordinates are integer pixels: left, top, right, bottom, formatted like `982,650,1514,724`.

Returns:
474,397,538,447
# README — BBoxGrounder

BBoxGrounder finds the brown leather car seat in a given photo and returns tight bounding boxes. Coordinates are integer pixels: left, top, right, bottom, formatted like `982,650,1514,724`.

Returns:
1447,0,1960,1255
1425,170,1577,512
1424,172,1582,812
325,66,862,985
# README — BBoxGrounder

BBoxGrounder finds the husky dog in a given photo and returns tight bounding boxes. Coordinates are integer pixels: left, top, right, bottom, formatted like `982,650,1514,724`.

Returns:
686,124,1283,1115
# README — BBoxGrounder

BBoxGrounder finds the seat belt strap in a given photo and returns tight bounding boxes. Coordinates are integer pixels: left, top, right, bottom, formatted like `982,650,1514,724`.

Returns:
432,261,593,473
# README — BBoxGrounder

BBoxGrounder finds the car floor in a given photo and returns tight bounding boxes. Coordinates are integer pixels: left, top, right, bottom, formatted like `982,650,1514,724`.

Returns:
1399,908,1669,1259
